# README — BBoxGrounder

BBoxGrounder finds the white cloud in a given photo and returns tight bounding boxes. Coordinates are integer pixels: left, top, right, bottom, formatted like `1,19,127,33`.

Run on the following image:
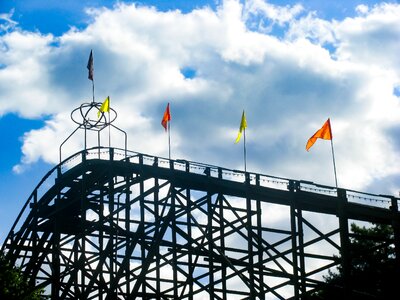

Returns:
0,9,18,32
243,0,303,31
0,0,399,195
12,113,78,173
334,3,400,76
0,30,58,117
286,12,336,44
356,4,369,15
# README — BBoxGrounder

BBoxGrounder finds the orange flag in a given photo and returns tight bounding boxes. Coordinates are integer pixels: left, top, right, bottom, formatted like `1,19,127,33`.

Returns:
161,103,171,131
306,118,332,151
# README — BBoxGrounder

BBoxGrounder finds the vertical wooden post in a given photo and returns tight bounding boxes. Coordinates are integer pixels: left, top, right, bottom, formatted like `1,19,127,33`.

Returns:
390,197,400,284
154,158,160,296
338,188,350,296
206,169,214,298
256,174,265,299
52,182,61,299
246,191,255,298
171,185,178,298
138,154,146,296
297,209,306,296
289,180,300,299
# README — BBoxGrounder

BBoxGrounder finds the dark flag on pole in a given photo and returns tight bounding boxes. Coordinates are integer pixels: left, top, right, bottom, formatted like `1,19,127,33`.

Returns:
87,50,94,81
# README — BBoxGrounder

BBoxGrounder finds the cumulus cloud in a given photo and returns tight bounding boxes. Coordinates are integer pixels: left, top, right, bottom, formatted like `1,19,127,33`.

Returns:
1,0,400,195
0,9,18,32
243,0,303,32
12,113,78,173
285,11,336,44
335,3,400,76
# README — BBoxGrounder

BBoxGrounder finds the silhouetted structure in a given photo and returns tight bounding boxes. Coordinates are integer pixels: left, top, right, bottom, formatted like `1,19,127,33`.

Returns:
2,100,400,299
2,146,400,299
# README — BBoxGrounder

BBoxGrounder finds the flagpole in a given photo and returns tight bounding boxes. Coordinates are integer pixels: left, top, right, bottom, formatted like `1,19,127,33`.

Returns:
168,121,171,160
330,139,338,188
92,79,95,103
108,110,111,147
243,128,247,173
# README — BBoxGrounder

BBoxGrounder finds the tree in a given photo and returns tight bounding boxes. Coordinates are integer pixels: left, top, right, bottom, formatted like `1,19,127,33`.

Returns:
308,223,398,299
0,252,43,300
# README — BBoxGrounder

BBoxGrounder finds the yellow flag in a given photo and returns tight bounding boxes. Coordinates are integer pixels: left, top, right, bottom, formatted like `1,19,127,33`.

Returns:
98,96,110,118
235,110,247,144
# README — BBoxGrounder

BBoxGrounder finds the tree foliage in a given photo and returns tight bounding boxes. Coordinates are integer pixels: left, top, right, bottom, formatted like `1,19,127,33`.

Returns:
309,223,398,299
0,252,43,300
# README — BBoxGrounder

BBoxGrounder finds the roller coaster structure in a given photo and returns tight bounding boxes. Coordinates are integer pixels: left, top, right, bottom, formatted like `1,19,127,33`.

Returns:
2,146,400,299
2,100,400,299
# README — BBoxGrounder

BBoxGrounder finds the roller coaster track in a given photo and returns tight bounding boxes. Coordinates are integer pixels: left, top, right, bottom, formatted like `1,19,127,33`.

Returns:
2,146,400,299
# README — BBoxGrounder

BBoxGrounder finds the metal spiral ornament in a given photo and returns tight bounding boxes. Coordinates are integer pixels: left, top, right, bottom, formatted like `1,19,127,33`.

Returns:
70,101,117,131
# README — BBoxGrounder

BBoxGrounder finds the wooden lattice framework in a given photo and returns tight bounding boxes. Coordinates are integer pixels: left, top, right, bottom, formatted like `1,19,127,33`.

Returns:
2,147,400,299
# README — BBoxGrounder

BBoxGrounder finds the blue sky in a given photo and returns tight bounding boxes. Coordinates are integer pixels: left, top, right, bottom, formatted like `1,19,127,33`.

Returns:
1,0,400,244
